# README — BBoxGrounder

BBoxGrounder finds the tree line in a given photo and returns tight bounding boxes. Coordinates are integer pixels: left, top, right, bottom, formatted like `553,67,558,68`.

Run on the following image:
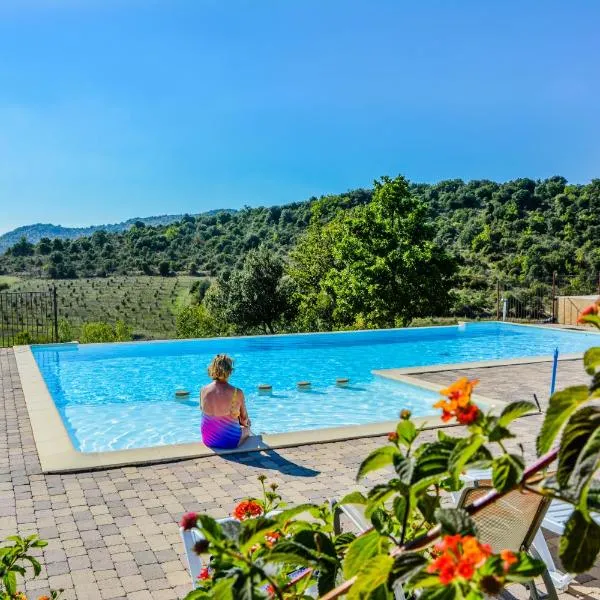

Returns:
2,174,599,334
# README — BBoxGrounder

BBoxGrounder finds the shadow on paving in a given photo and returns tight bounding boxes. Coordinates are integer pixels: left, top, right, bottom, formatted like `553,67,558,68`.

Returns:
215,438,321,477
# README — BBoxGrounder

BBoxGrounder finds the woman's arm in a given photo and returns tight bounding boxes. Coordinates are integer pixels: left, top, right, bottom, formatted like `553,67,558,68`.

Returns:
238,391,250,427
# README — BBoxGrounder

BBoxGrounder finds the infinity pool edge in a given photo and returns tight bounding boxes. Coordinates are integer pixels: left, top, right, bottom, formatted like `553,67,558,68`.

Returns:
13,343,552,474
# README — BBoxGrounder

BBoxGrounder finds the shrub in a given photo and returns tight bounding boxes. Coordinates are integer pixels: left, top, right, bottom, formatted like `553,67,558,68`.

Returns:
158,261,171,277
80,320,133,343
57,319,73,342
176,304,220,338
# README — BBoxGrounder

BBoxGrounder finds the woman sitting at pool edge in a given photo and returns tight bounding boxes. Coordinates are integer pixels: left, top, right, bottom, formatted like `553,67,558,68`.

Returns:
200,354,251,449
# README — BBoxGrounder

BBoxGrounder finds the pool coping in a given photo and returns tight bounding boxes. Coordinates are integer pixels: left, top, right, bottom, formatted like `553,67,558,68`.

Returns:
12,343,577,474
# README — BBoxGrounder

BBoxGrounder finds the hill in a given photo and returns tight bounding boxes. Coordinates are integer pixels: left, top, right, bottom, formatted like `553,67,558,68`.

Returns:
1,177,599,307
0,211,234,254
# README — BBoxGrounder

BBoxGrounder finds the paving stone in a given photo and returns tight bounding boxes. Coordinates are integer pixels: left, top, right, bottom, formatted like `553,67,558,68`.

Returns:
120,574,148,593
0,348,596,600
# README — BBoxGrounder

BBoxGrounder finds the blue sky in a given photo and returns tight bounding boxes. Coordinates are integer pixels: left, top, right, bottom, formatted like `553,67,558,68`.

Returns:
1,1,599,233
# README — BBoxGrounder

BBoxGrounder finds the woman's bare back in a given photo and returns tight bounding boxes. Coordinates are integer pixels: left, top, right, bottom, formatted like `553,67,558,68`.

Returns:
200,381,250,427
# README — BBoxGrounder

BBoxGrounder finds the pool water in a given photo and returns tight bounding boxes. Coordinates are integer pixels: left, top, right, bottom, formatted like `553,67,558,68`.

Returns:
31,323,598,452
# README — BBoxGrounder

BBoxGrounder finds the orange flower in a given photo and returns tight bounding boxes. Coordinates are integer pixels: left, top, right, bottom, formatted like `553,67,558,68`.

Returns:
265,530,282,547
427,534,492,585
501,549,518,571
440,378,479,405
388,431,399,442
435,378,480,425
577,300,600,324
233,499,264,521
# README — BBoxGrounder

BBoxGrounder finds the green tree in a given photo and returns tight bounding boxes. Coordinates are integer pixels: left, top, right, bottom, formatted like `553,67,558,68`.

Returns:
290,175,455,328
210,246,296,334
9,236,34,257
158,261,171,277
176,303,221,338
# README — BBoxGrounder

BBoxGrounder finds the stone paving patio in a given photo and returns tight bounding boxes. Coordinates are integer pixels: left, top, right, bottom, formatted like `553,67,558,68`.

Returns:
1,348,599,599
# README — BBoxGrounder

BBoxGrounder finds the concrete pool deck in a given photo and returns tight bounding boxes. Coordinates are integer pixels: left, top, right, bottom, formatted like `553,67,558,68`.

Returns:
2,347,600,599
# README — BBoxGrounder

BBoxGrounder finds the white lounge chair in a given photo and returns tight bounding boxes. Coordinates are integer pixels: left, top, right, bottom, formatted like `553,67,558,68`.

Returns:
180,513,316,596
334,483,559,600
453,468,600,592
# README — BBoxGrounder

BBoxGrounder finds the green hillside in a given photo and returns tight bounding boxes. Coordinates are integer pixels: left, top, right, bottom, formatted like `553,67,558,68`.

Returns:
1,176,599,332
5,275,204,340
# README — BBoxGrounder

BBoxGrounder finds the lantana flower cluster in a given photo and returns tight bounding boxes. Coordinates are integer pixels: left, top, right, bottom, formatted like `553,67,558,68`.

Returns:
434,377,480,425
427,534,492,584
426,534,522,596
577,298,600,324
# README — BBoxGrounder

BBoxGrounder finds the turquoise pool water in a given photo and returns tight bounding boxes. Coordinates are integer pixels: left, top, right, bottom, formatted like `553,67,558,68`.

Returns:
31,323,598,452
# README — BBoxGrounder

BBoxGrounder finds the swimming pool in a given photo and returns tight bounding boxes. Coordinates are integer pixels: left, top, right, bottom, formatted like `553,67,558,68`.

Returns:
30,323,597,453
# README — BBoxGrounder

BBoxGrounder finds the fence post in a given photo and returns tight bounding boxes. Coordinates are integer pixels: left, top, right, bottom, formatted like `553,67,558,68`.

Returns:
551,272,556,323
496,280,500,320
52,287,59,342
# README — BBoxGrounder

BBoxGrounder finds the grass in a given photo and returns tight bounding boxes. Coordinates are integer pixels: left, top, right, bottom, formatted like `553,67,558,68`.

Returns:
4,275,205,340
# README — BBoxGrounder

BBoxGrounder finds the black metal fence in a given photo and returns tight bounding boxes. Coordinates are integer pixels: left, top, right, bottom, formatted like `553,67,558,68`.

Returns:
0,289,58,347
497,273,600,324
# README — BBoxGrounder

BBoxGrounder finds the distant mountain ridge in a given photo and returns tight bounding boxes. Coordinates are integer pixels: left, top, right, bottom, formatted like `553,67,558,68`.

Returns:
0,211,230,253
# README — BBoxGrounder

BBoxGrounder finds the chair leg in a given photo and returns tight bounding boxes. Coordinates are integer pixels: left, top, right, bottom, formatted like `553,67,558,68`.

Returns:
329,499,342,535
540,567,560,600
530,530,573,592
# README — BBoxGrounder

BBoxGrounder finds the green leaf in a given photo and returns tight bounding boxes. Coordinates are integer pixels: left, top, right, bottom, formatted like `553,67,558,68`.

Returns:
393,454,416,485
413,440,454,480
505,552,546,582
365,482,401,518
396,420,418,447
584,347,600,376
559,509,600,573
347,554,394,600
557,406,600,487
25,555,42,576
492,454,524,492
182,590,212,600
371,508,393,536
334,532,356,552
239,517,278,552
416,494,438,523
317,562,340,596
343,530,390,579
195,515,223,542
357,446,397,481
434,508,477,536
274,503,319,523
419,585,458,600
497,401,537,427
558,406,600,517
487,424,515,443
448,434,485,481
536,385,590,455
339,492,367,506
4,570,17,595
389,552,428,582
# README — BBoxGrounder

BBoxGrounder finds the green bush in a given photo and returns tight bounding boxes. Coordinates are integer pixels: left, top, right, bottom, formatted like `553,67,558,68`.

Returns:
80,320,133,343
176,304,221,338
57,319,73,342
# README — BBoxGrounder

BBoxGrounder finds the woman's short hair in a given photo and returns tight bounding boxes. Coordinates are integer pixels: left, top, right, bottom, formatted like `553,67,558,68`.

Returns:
208,354,234,380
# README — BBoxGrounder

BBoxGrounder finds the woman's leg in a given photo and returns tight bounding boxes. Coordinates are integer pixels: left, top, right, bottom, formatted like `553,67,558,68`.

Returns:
238,426,250,446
